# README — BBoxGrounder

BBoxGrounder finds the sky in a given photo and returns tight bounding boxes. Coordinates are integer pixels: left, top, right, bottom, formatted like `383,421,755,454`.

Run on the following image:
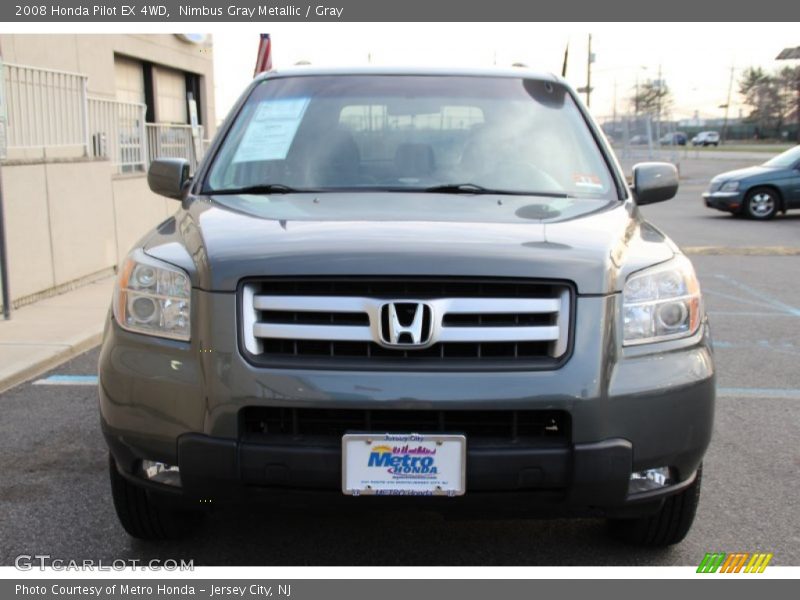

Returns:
212,23,799,125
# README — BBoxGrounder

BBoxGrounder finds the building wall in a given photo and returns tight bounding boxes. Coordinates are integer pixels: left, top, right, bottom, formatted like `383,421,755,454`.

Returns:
0,34,216,128
2,161,178,303
110,175,175,263
0,34,214,308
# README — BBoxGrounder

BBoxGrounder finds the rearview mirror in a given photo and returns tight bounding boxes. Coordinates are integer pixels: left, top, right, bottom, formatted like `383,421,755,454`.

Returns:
631,162,679,205
148,158,191,200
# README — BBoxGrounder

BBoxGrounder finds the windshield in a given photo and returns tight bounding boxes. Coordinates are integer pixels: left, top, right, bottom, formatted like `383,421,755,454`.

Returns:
204,75,618,200
763,145,800,169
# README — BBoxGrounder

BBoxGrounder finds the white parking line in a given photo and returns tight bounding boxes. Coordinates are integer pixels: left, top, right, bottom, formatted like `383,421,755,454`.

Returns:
713,274,800,317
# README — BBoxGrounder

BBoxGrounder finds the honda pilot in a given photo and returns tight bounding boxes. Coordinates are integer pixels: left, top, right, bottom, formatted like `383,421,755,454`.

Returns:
100,67,715,547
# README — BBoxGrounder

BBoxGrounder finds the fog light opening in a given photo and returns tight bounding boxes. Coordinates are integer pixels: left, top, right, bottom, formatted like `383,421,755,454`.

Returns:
140,460,182,487
629,466,673,494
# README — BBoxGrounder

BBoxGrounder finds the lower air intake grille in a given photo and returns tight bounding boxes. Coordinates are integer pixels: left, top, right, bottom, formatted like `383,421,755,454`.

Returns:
242,407,570,443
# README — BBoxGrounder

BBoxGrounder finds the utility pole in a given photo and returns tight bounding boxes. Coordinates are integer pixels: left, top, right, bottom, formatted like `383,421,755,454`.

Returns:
721,65,735,143
585,34,593,108
612,78,617,128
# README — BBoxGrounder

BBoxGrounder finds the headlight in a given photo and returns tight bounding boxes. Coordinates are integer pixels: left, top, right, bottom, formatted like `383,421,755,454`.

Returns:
113,251,191,341
623,255,702,345
719,181,739,192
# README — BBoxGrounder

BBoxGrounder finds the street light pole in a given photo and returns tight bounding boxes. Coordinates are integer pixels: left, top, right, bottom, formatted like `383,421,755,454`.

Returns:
655,64,662,146
585,34,592,108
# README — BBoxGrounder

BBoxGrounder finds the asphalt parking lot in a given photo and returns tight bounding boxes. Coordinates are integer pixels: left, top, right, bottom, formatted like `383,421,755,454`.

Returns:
1,153,798,566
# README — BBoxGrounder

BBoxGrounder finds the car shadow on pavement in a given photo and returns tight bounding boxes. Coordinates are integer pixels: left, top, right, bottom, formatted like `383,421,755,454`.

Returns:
124,505,676,566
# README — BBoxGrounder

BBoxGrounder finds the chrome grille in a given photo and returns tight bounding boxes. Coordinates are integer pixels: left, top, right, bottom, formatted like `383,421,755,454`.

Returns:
240,278,572,370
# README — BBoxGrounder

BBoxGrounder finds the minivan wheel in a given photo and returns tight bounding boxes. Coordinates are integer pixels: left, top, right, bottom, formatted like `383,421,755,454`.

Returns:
744,187,779,220
109,454,203,540
607,466,702,547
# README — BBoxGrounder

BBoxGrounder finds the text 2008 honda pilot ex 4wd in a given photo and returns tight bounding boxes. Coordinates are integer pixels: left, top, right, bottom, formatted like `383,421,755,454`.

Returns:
100,67,715,546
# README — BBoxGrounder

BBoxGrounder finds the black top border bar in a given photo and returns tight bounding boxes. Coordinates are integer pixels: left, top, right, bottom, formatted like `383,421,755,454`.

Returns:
0,0,796,22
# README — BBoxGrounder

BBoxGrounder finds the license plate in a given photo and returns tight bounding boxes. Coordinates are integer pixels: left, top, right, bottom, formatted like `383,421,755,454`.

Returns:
342,433,466,496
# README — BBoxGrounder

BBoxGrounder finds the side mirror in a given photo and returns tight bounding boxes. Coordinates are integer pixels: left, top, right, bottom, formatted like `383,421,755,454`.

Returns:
148,158,191,200
631,162,679,205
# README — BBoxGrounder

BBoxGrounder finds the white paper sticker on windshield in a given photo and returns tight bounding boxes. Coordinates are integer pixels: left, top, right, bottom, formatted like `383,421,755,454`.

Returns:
233,97,310,163
572,173,605,190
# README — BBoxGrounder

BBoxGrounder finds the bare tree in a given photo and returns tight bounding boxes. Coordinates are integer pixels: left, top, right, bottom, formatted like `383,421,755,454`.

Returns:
629,80,673,116
738,66,797,138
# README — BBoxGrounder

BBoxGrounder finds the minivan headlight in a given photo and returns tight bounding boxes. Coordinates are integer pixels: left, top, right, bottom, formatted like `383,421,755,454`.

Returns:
719,181,739,192
113,251,191,341
623,255,702,345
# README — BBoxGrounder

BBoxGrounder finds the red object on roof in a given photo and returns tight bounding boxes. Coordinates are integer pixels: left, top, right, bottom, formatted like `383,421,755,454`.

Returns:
254,33,273,76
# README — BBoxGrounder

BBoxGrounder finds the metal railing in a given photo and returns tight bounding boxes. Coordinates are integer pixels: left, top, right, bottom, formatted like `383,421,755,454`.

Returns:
2,62,207,173
2,63,89,154
146,123,205,172
88,97,147,172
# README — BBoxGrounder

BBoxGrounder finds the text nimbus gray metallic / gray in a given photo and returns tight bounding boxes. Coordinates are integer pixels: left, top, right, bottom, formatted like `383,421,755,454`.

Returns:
178,5,309,18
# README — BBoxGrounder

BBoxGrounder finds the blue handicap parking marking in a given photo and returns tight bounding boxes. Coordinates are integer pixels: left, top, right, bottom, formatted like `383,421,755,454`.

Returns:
33,374,99,386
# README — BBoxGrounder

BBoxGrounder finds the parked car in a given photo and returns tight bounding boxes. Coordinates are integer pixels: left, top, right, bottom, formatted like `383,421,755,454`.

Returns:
629,134,650,145
692,131,720,147
101,67,714,547
659,132,687,146
703,145,800,219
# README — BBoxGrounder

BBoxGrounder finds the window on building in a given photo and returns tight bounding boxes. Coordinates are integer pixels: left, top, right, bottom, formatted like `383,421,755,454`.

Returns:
114,56,146,105
153,65,188,124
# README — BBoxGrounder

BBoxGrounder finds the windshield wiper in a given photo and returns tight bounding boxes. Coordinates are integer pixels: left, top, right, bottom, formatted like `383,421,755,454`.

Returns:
422,183,569,198
206,183,305,195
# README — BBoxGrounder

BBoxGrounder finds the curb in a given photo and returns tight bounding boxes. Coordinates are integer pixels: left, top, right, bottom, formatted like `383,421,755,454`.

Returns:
0,331,103,395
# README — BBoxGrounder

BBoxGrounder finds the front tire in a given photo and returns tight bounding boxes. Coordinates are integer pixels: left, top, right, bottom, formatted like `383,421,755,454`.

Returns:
607,466,702,547
744,187,779,220
109,454,203,540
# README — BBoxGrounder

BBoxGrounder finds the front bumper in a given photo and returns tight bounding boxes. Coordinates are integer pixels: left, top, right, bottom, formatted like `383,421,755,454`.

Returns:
99,289,715,517
703,191,743,212
105,426,699,517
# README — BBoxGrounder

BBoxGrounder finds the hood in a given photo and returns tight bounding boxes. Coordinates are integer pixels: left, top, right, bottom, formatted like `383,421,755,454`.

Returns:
711,165,779,182
143,193,675,295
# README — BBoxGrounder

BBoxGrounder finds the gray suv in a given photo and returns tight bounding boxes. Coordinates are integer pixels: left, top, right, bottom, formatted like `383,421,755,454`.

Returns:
100,67,715,547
